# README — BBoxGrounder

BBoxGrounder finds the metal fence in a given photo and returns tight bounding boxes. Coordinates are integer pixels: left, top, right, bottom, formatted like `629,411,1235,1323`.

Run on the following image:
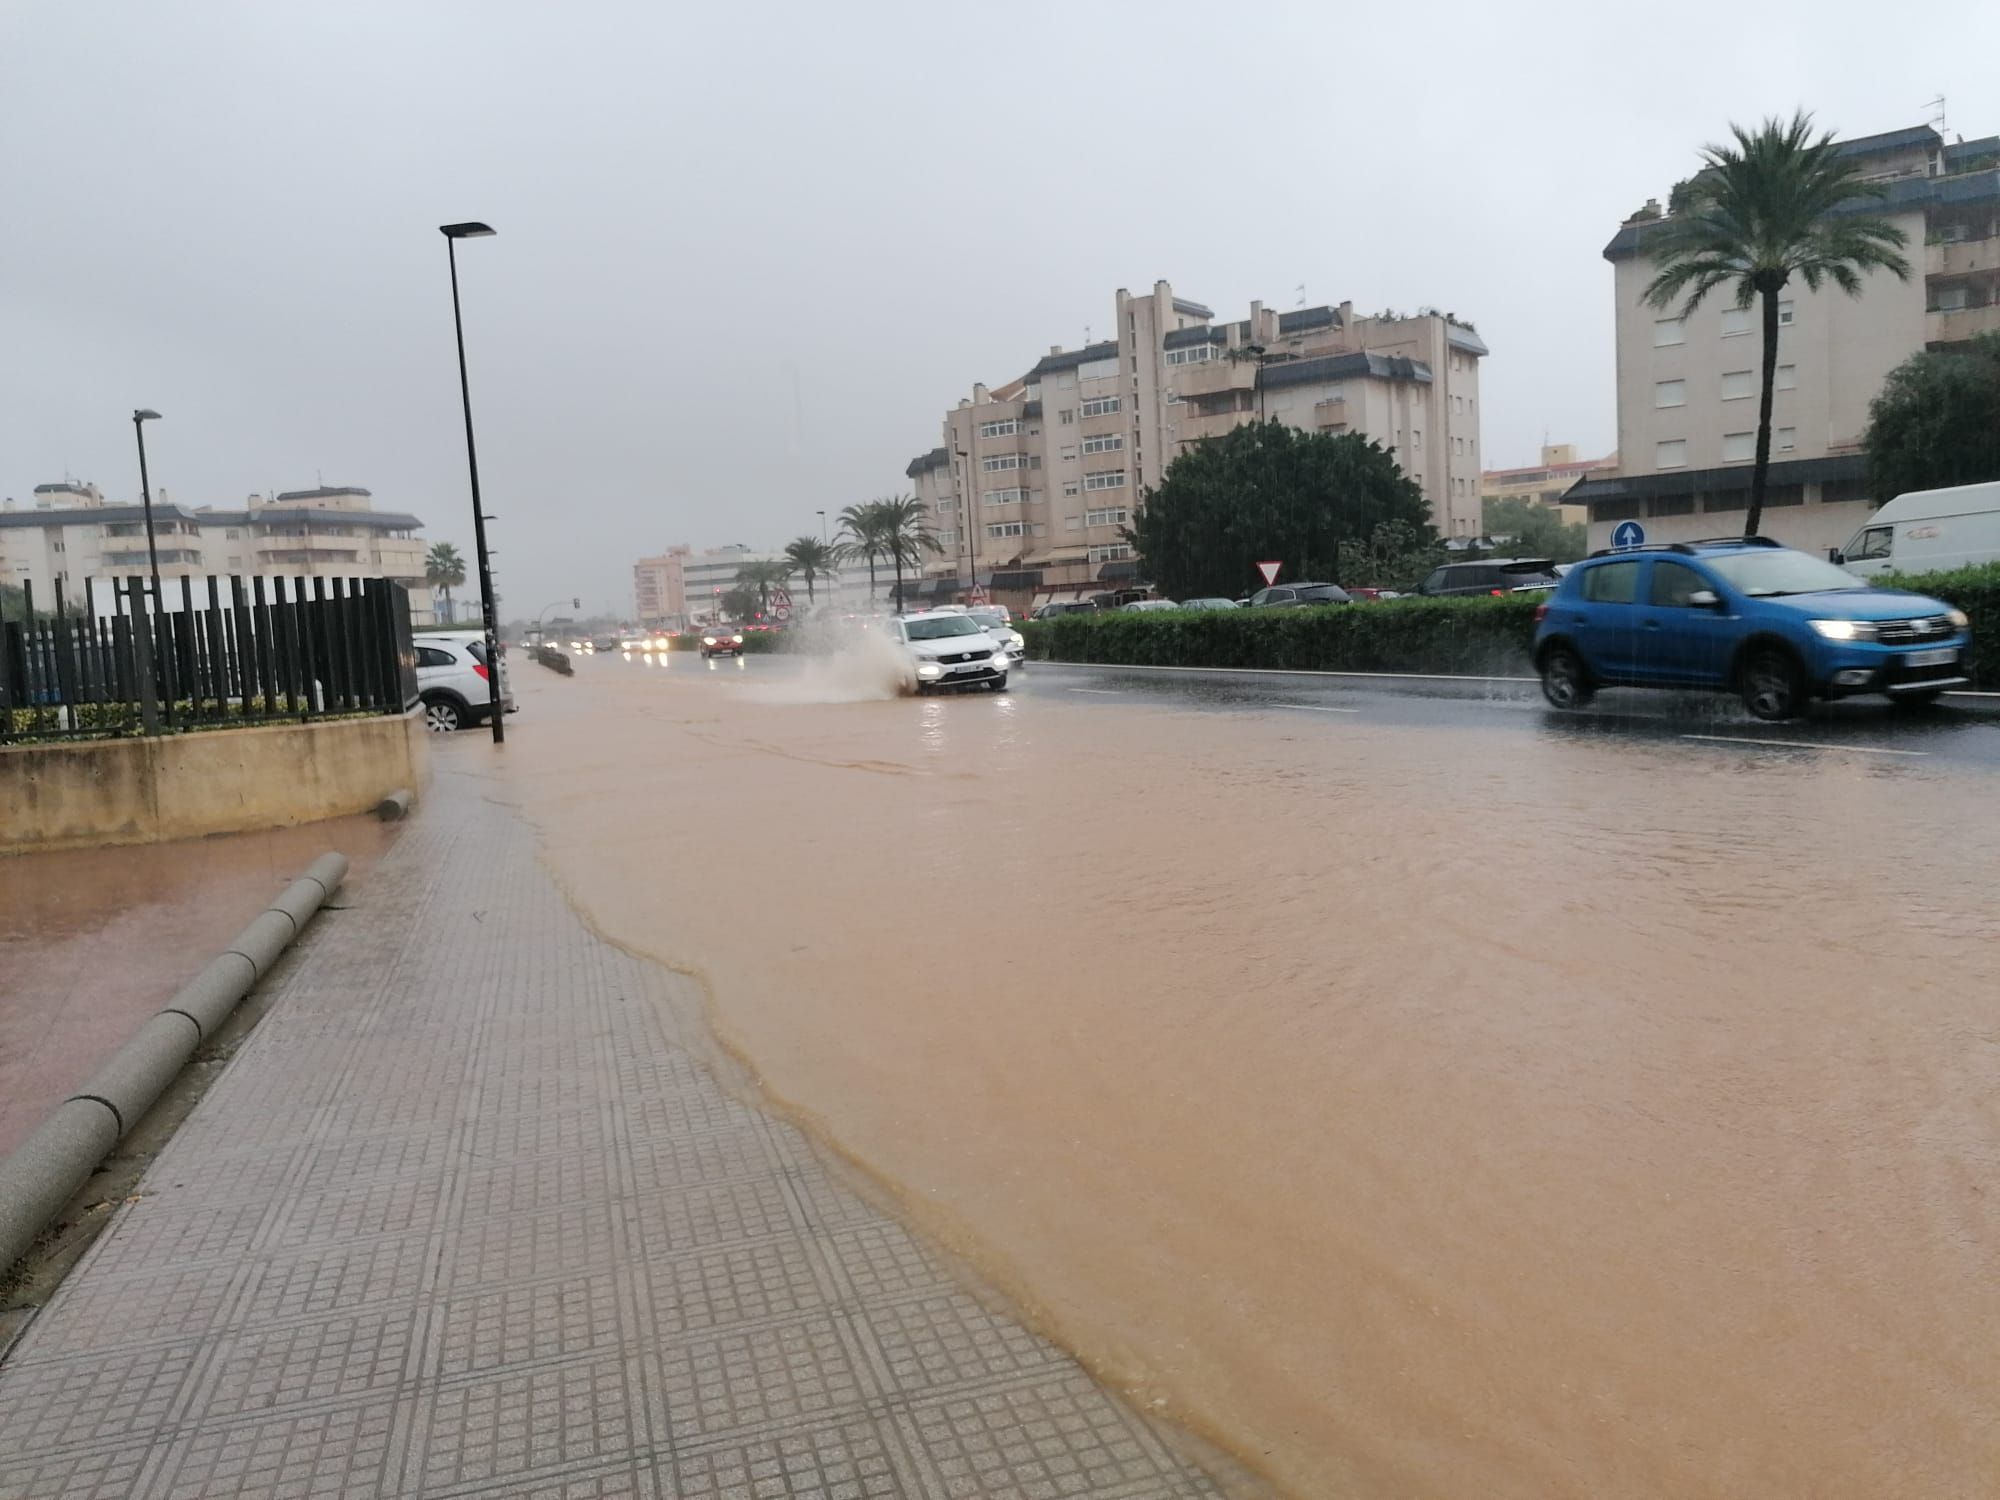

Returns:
0,575,419,743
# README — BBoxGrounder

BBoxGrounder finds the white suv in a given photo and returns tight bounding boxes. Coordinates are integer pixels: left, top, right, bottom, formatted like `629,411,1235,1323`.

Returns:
893,612,1009,693
414,632,516,731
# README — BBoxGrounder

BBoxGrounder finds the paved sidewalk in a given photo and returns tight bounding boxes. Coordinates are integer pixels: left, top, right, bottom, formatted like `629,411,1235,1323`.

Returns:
0,764,1223,1499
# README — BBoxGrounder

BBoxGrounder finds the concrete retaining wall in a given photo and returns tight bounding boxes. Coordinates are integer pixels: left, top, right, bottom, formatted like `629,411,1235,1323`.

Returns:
0,709,429,853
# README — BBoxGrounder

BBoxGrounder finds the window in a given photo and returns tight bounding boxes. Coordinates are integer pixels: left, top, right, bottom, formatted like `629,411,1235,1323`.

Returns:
1649,561,1709,607
226,528,240,540
982,488,1027,506
978,419,1019,438
1060,408,1075,424
986,522,1025,539
1656,439,1688,469
1084,507,1128,527
1777,300,1794,326
1083,470,1126,491
1411,427,1422,445
1649,494,1695,518
1936,286,1969,312
936,528,957,546
1452,395,1462,413
1582,560,1640,604
936,498,958,513
1062,481,1079,497
1719,369,1755,401
1655,379,1686,407
1081,433,1123,455
981,453,1025,472
1164,345,1217,365
1722,431,1756,462
1653,317,1685,347
1721,306,1753,337
1064,516,1081,531
1087,543,1133,563
1454,436,1464,455
1077,357,1119,380
1849,525,1893,561
1776,426,1796,452
1080,396,1121,418
416,645,456,668
1777,364,1797,391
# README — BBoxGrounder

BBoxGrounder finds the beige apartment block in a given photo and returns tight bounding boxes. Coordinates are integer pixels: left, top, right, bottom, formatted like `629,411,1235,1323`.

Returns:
1482,444,1616,528
1571,123,2000,555
900,279,1486,608
633,543,876,627
0,482,438,622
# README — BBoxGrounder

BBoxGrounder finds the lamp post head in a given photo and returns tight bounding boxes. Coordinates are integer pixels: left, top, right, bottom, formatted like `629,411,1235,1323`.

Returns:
134,409,161,423
439,222,496,239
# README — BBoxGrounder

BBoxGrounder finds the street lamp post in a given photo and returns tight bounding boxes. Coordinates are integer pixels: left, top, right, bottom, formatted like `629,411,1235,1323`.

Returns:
816,509,828,542
131,410,164,608
440,221,505,745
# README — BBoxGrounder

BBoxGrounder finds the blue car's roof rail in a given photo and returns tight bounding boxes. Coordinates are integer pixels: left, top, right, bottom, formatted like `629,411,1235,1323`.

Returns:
1586,535,1786,559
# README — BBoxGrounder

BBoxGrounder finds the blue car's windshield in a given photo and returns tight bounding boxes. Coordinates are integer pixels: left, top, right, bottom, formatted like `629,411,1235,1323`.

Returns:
1706,550,1867,598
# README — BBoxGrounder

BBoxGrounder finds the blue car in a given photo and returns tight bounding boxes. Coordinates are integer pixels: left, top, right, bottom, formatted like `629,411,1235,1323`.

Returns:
1532,536,1971,720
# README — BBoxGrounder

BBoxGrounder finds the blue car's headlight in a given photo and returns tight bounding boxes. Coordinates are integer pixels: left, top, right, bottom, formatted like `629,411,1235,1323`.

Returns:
1808,619,1880,642
1948,608,1970,630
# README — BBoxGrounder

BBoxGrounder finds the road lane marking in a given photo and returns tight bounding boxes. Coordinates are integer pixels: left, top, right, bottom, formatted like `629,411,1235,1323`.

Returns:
1065,687,1122,695
1680,734,1927,757
1272,703,1360,713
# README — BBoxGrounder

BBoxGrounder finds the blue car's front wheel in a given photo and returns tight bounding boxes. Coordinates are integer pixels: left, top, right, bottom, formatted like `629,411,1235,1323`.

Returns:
1740,647,1806,721
1540,646,1594,710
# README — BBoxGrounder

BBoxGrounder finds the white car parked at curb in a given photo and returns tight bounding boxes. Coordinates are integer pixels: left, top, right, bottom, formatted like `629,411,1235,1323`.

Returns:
892,612,1010,694
414,631,516,731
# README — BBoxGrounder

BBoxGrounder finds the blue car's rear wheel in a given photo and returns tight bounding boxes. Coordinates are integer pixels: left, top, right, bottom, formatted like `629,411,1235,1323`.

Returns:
1539,647,1594,710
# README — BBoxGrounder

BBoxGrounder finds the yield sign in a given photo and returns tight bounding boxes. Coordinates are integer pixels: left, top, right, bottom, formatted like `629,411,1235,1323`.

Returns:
1255,561,1282,586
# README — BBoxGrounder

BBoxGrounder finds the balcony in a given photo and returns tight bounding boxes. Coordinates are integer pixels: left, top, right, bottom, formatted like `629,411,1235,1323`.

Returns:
1928,234,1998,277
1171,358,1259,400
1313,396,1348,432
1174,407,1253,446
1927,300,2000,347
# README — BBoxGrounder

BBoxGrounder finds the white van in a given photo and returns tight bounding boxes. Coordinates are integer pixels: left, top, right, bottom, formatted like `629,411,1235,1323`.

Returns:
1836,479,2000,580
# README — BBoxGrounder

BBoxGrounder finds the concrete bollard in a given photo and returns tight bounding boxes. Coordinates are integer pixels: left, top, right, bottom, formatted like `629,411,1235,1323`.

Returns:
0,851,349,1283
375,788,414,822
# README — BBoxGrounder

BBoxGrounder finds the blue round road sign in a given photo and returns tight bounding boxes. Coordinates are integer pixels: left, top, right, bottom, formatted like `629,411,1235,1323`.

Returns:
1611,520,1646,549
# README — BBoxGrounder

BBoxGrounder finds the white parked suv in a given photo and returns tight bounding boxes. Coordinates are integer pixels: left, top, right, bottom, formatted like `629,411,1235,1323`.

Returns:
893,612,1009,693
413,631,516,731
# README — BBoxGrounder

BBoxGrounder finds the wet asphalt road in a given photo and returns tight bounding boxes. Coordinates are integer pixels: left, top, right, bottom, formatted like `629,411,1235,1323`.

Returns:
1020,660,2000,772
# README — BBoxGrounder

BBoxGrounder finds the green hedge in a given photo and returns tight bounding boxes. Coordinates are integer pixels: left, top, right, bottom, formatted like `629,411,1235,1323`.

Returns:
1020,567,2000,688
1020,597,1541,675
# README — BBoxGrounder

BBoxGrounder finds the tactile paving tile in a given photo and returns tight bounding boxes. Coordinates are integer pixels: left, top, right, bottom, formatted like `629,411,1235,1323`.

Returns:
447,1201,624,1290
631,1174,801,1254
80,1192,272,1277
857,1289,1066,1396
434,1270,624,1378
0,1339,201,1463
456,1147,617,1222
815,1221,957,1306
238,1229,434,1324
625,1121,784,1191
654,1315,872,1441
154,1397,398,1499
897,1372,1221,1500
0,1440,155,1500
645,1233,834,1337
417,1354,636,1492
13,1259,244,1359
672,1415,911,1499
267,1169,449,1249
200,1305,420,1420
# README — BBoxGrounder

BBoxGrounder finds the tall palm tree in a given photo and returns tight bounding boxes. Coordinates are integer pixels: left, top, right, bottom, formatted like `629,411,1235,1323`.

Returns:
1642,110,1911,537
834,502,891,605
783,535,839,605
425,541,466,623
875,494,942,611
734,558,794,617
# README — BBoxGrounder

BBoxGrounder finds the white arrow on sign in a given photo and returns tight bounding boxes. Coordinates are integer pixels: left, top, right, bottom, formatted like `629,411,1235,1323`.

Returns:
1256,561,1282,586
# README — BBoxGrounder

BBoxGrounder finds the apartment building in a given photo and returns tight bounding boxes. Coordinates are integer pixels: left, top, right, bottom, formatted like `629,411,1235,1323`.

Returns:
1570,122,2000,553
0,482,438,621
902,279,1486,607
1482,444,1617,527
633,544,874,627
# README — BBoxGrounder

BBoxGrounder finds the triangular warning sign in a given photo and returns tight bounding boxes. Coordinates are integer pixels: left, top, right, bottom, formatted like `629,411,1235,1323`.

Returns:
1255,561,1282,586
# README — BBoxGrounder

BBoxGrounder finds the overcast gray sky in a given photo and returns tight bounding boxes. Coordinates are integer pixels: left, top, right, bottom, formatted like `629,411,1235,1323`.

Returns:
6,1,1997,617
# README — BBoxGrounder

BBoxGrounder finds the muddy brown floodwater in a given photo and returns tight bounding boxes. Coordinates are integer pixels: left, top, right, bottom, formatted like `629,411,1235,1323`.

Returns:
498,652,2000,1500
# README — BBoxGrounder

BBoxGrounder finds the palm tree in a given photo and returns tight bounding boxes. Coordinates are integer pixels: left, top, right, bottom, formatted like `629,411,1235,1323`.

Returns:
783,536,839,605
734,558,794,617
834,502,892,604
876,494,942,611
425,542,466,622
1642,110,1911,537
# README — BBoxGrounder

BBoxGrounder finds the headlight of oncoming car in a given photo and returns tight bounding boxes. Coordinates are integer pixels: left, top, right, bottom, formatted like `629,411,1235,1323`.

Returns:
732,634,744,644
916,661,944,679
702,636,717,646
1947,608,1970,630
1808,619,1881,642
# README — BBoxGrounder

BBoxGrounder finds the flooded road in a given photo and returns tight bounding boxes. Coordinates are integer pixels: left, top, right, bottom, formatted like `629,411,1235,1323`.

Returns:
496,650,2000,1500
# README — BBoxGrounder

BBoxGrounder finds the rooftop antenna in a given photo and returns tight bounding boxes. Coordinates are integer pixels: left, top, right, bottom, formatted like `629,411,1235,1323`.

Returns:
1295,283,1307,309
1923,94,1946,135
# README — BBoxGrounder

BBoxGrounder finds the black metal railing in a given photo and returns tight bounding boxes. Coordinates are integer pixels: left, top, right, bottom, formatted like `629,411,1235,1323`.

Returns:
0,575,419,743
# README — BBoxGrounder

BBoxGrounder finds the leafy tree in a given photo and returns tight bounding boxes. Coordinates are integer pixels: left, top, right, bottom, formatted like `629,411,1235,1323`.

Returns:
1865,333,2000,501
1642,110,1911,537
1129,421,1435,599
1481,496,1588,564
1333,520,1448,591
719,583,760,621
783,535,839,604
734,558,793,615
833,501,891,603
425,541,467,622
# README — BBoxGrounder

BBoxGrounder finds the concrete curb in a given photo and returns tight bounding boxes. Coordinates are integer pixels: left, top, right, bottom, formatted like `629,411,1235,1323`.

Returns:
0,852,348,1280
